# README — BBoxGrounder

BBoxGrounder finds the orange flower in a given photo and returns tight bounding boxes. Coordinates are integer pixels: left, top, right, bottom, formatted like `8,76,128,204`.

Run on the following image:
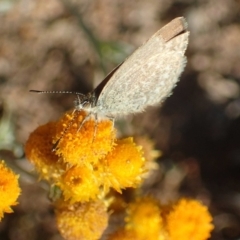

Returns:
55,199,108,240
126,197,163,240
103,138,145,192
108,197,214,240
58,165,100,203
0,160,21,220
53,110,116,166
165,198,214,240
25,122,64,181
25,110,146,202
134,136,160,179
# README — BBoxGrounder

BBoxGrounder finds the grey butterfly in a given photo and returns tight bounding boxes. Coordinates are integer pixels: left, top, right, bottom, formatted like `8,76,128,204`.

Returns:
31,17,189,119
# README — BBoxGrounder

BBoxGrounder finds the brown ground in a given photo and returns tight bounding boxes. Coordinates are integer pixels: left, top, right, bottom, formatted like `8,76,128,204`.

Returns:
0,0,240,239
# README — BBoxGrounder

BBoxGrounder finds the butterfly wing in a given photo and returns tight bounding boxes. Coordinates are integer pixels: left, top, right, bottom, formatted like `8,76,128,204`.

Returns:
95,17,189,117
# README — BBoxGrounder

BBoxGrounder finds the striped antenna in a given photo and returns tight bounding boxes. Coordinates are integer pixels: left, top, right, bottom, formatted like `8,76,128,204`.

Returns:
29,90,85,96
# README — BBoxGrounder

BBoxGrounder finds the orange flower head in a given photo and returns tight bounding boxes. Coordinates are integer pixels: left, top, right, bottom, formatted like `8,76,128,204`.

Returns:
25,109,149,205
165,198,214,240
53,110,116,166
126,197,163,240
103,138,145,192
55,199,108,240
0,160,21,220
134,136,160,178
58,165,100,203
25,122,64,181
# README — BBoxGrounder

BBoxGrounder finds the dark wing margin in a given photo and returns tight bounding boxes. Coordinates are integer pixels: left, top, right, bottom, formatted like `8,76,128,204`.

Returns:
157,17,188,42
93,62,123,103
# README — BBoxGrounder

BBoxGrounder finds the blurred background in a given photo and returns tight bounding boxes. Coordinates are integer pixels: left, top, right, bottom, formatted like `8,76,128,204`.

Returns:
0,0,240,239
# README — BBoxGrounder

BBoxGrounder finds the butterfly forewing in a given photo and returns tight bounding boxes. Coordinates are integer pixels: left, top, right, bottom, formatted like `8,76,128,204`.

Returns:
94,17,189,117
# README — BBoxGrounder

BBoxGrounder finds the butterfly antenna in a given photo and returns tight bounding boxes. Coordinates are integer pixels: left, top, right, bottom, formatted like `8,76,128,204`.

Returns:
29,90,85,96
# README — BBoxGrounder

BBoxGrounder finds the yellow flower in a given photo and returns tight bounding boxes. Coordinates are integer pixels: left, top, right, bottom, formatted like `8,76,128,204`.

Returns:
58,165,100,203
103,138,145,192
25,122,64,181
126,197,163,240
134,136,160,179
0,160,21,220
165,198,214,240
55,199,108,240
25,110,146,202
54,110,116,166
